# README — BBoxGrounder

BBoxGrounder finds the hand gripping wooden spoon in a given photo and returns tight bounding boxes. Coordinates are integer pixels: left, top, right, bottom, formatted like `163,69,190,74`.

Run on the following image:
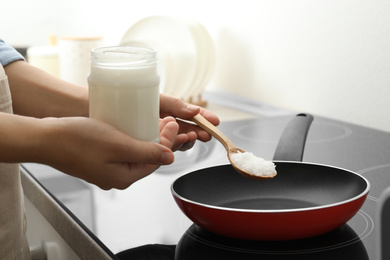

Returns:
192,114,276,179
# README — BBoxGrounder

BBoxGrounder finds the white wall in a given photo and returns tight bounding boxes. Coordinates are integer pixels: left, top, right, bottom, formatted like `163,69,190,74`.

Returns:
1,0,390,132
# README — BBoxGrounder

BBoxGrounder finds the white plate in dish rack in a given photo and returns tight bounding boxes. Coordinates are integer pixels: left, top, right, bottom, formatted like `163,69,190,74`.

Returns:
181,18,215,102
120,16,197,98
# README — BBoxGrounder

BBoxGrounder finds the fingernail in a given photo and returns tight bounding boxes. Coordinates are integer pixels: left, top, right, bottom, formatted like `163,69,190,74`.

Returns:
161,151,174,164
186,104,199,112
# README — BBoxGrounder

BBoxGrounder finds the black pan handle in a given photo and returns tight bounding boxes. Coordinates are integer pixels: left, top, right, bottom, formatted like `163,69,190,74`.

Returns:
273,113,314,162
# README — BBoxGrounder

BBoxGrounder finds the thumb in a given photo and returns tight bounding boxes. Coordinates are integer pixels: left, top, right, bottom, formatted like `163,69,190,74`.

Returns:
120,138,174,165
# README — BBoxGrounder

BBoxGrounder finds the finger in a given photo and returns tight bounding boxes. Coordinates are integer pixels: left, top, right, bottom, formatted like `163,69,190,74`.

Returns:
199,108,220,127
178,140,196,151
160,94,220,127
176,119,213,142
118,137,174,165
159,120,179,150
159,94,200,119
113,118,177,166
159,116,176,133
171,133,190,151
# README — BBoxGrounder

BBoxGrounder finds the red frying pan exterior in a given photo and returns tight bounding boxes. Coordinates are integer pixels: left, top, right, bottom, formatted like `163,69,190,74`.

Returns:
172,176,368,240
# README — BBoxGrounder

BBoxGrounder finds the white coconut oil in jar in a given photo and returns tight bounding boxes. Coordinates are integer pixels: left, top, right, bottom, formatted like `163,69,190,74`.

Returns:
88,46,160,142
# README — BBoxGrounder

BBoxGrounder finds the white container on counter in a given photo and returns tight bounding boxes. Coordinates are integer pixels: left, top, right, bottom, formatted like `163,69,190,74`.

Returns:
88,46,160,142
59,37,102,87
27,45,60,77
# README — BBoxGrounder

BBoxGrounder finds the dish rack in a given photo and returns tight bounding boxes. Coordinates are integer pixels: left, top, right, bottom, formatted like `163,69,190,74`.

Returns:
120,16,215,107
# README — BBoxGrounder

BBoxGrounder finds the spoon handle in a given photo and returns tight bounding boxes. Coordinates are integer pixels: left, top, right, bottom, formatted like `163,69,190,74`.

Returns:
192,114,237,152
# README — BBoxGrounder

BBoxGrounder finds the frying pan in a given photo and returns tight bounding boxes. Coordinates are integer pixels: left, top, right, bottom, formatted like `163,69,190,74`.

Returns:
171,114,370,241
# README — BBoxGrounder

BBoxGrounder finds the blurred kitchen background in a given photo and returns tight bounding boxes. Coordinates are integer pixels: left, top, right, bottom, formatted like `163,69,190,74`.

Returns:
1,0,389,132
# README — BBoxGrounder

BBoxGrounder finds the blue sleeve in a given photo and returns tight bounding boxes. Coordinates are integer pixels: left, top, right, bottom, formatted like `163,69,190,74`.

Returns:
0,38,26,66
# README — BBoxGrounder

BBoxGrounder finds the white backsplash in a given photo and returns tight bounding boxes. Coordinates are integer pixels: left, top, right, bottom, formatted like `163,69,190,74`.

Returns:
1,0,390,132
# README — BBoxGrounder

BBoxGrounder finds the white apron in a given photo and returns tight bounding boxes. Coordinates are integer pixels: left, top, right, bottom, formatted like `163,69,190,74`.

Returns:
0,64,30,259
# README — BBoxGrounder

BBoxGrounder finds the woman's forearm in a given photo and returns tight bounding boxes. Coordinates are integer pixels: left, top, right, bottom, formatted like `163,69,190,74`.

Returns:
0,112,44,162
4,60,89,118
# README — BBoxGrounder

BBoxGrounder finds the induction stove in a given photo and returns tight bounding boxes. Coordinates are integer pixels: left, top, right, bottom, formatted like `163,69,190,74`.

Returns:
172,114,390,260
23,112,390,259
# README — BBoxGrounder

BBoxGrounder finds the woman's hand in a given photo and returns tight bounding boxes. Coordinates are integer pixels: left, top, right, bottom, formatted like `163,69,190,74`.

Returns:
36,94,220,189
37,116,180,190
159,94,220,152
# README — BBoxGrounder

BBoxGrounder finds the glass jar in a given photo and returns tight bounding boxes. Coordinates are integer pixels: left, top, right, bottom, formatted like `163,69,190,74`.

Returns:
88,46,160,142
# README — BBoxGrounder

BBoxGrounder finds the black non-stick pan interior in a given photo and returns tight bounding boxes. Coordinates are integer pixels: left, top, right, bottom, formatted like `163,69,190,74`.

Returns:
172,162,368,211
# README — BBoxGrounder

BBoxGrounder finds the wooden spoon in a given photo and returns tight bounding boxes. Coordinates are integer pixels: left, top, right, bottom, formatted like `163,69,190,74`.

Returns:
192,114,277,179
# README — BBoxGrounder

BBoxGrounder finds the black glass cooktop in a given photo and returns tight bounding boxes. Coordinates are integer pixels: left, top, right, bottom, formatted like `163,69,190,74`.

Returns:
174,114,390,260
22,113,390,259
